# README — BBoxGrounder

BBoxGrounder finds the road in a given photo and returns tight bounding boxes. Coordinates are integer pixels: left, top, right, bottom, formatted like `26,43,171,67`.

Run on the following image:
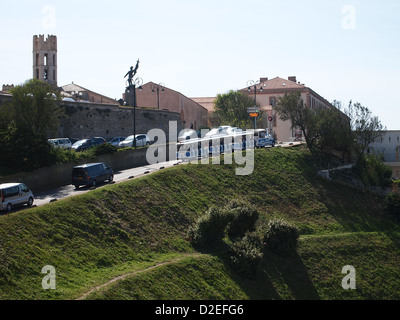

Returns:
33,160,182,207
22,142,303,209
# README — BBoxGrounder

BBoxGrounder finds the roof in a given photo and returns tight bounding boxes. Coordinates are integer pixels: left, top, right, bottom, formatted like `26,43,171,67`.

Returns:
0,183,24,188
240,77,306,91
61,83,117,103
191,97,216,112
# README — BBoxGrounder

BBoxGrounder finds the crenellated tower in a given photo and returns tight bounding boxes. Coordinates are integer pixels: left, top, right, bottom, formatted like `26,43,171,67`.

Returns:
33,34,57,86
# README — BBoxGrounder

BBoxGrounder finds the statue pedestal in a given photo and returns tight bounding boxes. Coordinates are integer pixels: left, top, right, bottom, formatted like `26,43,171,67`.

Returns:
125,84,137,107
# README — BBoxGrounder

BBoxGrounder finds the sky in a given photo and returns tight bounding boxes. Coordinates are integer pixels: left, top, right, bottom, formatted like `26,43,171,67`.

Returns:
1,0,399,129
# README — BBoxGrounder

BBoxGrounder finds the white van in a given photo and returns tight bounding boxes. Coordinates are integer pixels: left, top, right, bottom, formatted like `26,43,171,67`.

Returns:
0,183,35,213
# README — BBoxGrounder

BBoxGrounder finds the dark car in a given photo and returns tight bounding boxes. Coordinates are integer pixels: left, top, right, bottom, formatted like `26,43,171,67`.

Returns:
71,138,105,152
72,163,114,188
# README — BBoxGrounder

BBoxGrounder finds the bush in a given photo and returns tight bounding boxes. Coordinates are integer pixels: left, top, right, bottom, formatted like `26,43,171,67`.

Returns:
386,194,400,217
93,143,118,156
188,206,231,248
356,154,393,187
225,199,259,240
229,233,263,278
263,218,299,255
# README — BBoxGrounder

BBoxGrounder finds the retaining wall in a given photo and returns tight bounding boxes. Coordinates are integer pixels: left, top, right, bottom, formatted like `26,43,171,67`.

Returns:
0,145,173,194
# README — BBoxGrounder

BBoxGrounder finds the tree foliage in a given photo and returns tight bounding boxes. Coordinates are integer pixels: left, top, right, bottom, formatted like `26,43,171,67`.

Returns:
213,90,258,128
275,92,384,166
0,79,62,171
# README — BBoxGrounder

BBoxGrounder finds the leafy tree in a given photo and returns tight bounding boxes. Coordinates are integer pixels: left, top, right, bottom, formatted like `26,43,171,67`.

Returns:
343,101,385,166
8,79,62,135
0,79,62,171
275,91,321,150
213,90,258,128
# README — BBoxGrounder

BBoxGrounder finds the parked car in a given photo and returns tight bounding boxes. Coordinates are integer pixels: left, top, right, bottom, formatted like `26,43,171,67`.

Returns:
107,137,126,147
71,138,105,152
118,134,150,148
205,126,231,138
71,163,114,189
178,129,197,142
48,138,72,149
0,183,34,213
93,137,106,145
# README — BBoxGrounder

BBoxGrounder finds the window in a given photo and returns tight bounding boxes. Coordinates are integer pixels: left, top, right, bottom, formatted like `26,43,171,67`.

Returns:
44,53,48,66
20,184,30,193
270,97,276,107
44,69,48,80
4,187,19,198
36,54,39,66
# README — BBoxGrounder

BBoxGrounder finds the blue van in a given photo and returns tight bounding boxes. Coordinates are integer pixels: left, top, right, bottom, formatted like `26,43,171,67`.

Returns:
72,163,114,189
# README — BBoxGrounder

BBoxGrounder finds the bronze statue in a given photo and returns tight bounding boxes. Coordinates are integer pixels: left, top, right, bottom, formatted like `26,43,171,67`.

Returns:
125,59,140,87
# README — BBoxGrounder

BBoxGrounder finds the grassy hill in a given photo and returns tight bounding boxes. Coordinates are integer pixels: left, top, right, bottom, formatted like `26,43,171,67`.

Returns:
0,145,399,300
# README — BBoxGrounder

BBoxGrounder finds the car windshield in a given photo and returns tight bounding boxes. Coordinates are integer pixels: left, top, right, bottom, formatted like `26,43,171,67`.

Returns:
73,140,87,146
125,136,134,141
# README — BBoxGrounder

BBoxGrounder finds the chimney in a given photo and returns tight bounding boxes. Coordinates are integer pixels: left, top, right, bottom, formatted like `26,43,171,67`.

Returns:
260,77,268,83
288,76,297,83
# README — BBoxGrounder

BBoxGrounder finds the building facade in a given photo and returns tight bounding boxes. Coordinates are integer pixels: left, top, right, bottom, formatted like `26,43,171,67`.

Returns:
61,83,117,104
238,76,335,142
368,131,400,179
193,76,337,143
134,82,209,130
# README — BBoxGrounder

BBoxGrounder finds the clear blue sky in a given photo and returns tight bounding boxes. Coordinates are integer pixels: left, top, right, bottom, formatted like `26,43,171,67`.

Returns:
1,0,399,129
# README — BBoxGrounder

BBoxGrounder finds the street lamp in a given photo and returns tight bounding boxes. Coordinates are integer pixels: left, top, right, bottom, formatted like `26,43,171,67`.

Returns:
247,80,263,130
72,90,82,101
151,83,165,109
126,77,143,149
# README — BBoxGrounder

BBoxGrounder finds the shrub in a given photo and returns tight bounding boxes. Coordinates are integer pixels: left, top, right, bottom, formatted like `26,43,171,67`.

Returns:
188,206,231,248
93,143,118,156
229,233,263,278
263,218,299,255
225,199,259,240
385,194,400,217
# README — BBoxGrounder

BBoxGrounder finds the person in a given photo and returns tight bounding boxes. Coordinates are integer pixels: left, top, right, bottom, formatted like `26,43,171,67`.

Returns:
125,59,140,86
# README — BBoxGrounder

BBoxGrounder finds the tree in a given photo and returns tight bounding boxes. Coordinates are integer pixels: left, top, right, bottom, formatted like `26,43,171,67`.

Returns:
213,90,258,128
8,79,62,135
275,92,353,154
0,79,62,171
275,92,320,150
343,101,385,166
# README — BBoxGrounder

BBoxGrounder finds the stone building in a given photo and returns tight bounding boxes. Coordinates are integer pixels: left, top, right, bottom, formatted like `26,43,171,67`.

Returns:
61,83,117,104
134,82,209,130
194,76,337,143
239,76,336,142
33,35,58,87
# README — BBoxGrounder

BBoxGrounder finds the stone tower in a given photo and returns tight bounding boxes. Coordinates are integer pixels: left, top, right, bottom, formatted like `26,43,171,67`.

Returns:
33,35,57,87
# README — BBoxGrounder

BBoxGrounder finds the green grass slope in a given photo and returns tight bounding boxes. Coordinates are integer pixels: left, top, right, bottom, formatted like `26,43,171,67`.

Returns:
0,145,399,300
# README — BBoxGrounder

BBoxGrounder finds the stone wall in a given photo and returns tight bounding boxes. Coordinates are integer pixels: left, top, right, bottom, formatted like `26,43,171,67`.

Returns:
56,101,184,141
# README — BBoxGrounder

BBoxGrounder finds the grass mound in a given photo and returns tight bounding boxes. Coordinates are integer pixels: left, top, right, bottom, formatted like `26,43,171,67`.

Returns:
0,145,399,300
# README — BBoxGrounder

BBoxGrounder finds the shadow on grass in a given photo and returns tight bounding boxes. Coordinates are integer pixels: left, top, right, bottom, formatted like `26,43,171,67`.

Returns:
194,241,320,300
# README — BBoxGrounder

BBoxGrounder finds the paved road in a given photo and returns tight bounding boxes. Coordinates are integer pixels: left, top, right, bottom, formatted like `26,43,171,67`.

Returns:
12,142,302,211
33,160,182,207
